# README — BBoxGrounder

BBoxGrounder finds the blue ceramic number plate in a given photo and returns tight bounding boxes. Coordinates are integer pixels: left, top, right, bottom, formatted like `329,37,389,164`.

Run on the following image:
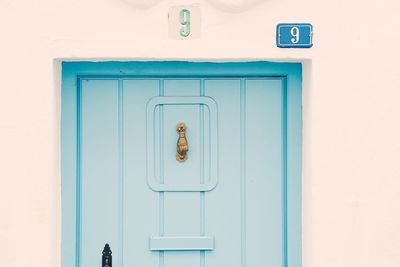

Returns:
276,23,313,48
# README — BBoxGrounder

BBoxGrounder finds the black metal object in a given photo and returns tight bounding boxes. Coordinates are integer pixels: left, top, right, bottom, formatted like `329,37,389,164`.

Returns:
102,244,112,267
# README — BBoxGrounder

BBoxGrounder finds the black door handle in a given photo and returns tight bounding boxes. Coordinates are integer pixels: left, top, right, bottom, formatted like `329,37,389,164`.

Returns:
102,244,112,267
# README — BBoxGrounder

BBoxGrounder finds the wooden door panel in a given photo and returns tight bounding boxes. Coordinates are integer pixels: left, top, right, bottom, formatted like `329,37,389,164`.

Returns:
61,61,302,267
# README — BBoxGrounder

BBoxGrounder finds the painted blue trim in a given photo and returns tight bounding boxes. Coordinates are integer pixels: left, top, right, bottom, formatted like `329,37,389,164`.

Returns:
75,78,82,267
240,78,247,267
286,64,303,267
61,61,302,267
158,79,165,267
117,79,125,267
62,61,301,77
199,78,206,267
282,77,288,267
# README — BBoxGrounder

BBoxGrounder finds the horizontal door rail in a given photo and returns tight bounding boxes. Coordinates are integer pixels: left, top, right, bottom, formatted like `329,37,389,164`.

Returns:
149,236,214,251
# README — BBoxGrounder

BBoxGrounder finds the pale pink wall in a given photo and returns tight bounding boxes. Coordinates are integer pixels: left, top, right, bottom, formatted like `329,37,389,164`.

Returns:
0,0,400,267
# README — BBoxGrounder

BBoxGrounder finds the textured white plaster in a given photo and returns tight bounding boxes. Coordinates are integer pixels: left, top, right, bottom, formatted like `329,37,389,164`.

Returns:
205,0,267,11
121,0,161,9
121,0,267,11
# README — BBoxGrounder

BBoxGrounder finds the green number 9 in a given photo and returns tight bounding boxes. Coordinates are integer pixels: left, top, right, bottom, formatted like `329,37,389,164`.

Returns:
180,9,191,37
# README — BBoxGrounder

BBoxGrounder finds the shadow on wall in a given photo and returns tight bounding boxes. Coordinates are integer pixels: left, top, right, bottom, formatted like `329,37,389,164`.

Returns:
121,0,268,12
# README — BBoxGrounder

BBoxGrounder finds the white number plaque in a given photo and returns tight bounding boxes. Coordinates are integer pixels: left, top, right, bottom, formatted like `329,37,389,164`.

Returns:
169,5,201,40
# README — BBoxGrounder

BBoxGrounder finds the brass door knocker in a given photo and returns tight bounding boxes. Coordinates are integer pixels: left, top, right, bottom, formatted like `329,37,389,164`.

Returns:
176,123,188,162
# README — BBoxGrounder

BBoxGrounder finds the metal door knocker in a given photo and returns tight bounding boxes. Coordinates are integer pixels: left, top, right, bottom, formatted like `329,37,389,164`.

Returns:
176,123,188,162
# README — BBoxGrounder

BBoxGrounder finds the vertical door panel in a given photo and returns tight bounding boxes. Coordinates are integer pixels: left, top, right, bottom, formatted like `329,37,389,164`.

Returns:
123,80,160,267
80,79,121,267
162,80,201,267
245,79,284,267
204,79,242,267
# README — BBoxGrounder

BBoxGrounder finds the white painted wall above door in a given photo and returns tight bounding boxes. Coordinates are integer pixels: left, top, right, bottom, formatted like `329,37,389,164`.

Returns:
121,0,268,11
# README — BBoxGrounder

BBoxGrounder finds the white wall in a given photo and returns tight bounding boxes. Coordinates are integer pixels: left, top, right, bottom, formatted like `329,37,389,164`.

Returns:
1,0,400,266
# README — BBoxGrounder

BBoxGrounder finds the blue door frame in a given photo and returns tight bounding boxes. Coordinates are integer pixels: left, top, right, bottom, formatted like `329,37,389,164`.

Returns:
61,61,302,267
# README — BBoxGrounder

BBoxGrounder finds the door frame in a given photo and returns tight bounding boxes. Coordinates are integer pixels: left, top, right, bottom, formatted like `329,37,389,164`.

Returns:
61,61,302,267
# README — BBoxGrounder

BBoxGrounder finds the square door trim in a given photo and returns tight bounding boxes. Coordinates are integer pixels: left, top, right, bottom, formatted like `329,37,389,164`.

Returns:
146,96,218,191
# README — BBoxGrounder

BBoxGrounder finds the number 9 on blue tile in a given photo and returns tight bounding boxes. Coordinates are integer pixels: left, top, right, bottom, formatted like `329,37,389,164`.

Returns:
276,23,313,48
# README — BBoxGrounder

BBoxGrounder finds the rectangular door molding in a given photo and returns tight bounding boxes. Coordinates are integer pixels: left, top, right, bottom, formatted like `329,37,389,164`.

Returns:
61,61,302,267
146,96,218,192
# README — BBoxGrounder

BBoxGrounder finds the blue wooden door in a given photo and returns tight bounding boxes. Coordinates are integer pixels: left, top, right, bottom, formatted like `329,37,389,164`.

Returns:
62,62,302,267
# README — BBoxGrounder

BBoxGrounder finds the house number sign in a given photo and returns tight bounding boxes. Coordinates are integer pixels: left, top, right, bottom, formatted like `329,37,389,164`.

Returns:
276,23,313,48
169,5,201,40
